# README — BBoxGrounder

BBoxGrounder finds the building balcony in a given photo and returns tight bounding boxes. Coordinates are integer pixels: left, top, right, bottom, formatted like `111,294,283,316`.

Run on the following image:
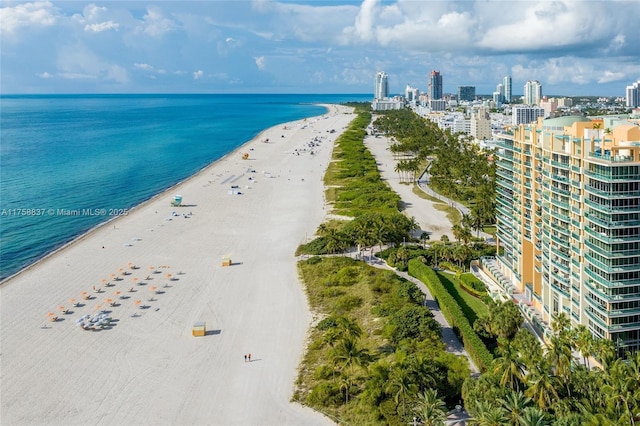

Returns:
584,185,640,199
585,280,640,302
584,253,640,273
584,212,640,228
584,266,640,288
584,226,640,243
584,169,640,181
588,151,635,163
585,239,640,258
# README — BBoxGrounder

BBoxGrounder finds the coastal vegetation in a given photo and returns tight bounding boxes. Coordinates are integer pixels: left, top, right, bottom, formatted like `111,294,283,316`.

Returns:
294,256,469,425
295,105,638,424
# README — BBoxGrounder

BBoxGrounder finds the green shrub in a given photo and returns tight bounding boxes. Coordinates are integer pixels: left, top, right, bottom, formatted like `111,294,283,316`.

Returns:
306,381,342,407
408,259,493,372
332,295,363,313
314,365,335,380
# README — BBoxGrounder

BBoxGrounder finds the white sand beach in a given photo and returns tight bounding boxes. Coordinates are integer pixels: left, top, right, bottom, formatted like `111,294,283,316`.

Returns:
0,105,354,426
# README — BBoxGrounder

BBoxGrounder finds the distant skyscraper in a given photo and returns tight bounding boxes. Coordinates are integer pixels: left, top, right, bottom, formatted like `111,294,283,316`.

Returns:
458,86,475,101
497,83,504,103
374,72,389,100
503,75,512,103
524,80,542,105
428,70,443,100
626,80,640,107
405,84,419,104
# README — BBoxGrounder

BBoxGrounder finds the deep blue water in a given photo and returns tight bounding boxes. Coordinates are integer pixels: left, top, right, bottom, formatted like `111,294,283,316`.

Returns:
0,94,370,279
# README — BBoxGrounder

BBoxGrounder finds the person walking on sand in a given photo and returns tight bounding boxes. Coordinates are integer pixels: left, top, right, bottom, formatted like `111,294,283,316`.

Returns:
244,354,247,362
248,353,251,362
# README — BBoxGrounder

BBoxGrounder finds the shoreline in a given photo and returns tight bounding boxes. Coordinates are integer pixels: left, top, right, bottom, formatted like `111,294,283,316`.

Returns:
0,105,331,287
0,103,354,425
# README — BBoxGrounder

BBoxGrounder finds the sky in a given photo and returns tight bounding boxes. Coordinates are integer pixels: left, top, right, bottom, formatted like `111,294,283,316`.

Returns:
1,0,639,96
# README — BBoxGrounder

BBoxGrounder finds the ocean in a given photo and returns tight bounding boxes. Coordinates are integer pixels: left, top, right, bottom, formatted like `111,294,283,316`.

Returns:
0,93,371,280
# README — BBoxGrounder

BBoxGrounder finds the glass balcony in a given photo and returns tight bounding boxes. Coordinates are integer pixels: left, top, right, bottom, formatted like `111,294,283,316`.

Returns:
584,252,640,273
584,169,640,181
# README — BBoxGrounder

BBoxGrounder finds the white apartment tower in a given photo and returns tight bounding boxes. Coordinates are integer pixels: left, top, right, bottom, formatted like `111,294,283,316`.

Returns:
524,80,542,105
374,72,389,100
627,80,640,107
504,75,513,103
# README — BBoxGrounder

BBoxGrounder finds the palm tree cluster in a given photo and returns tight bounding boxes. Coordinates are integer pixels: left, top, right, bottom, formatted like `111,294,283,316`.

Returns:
373,109,497,234
463,313,640,425
297,257,470,425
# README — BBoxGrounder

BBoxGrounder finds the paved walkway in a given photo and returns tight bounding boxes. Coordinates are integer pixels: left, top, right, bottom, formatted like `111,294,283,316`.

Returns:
362,254,480,374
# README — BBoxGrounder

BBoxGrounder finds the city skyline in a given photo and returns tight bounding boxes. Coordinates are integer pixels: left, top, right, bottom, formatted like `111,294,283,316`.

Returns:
1,1,639,95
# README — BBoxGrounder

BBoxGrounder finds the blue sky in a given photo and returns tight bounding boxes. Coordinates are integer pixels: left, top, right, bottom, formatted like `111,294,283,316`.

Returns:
1,0,639,96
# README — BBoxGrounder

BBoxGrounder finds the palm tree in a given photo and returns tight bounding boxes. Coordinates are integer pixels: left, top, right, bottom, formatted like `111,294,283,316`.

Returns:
413,389,447,426
492,340,525,392
331,337,371,375
387,365,417,418
499,390,532,425
574,324,594,368
518,407,549,426
335,316,362,340
545,334,574,397
525,360,559,410
468,400,509,426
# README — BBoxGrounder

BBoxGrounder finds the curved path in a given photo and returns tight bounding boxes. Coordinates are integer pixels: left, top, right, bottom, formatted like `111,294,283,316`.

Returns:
362,134,479,374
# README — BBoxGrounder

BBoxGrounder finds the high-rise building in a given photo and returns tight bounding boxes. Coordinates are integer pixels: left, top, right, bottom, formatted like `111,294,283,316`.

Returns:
626,80,640,107
497,83,505,103
471,106,492,141
503,75,513,103
405,84,420,104
493,116,640,355
428,70,443,100
524,80,542,105
511,106,545,125
374,71,389,100
458,86,476,102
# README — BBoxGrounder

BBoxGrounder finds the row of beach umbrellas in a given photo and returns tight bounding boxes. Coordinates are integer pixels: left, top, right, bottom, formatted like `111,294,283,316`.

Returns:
46,264,176,323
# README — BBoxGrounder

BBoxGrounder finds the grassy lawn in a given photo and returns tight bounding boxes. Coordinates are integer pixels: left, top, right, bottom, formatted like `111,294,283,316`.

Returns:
436,271,488,325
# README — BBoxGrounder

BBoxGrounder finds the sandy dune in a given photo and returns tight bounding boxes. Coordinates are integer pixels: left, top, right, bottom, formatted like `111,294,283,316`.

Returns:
0,105,354,426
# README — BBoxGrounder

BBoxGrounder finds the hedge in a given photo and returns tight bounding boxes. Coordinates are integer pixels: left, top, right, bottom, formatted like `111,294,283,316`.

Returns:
408,259,493,372
459,274,487,298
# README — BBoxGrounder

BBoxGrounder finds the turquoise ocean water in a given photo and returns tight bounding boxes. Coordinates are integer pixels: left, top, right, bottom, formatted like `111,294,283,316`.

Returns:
0,94,370,280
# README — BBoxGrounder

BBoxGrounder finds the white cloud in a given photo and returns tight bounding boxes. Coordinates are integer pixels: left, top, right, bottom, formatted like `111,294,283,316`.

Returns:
84,21,119,32
134,63,154,71
598,70,625,84
0,0,57,38
140,6,177,37
254,56,266,70
193,70,204,80
37,71,53,79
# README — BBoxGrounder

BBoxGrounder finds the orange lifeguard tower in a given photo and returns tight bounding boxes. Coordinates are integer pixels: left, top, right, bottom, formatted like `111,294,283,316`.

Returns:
221,255,232,267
